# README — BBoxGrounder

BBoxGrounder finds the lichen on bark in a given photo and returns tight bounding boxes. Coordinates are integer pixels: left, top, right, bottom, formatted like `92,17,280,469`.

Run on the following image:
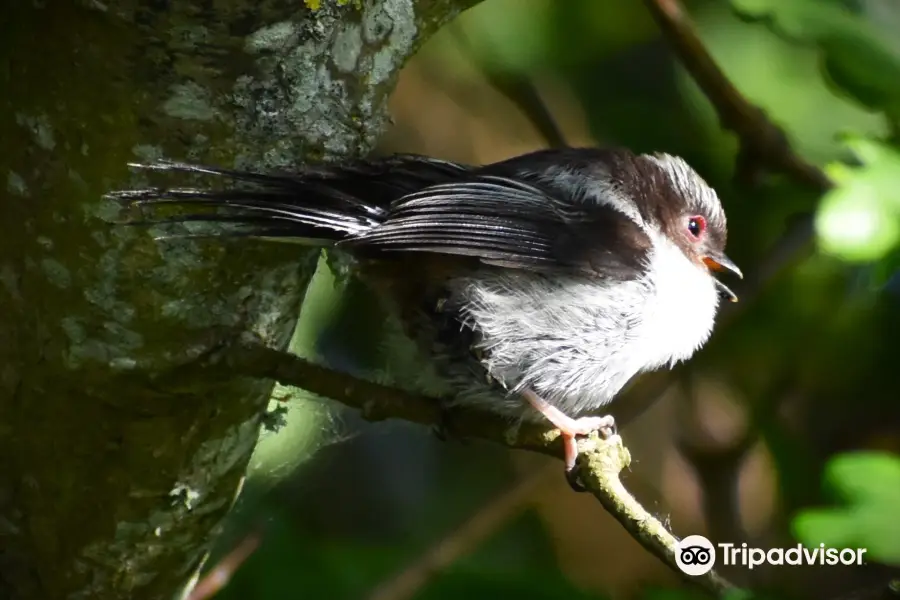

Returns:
0,0,477,598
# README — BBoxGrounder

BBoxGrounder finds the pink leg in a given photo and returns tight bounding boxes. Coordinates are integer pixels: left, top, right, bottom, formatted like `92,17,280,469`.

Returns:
521,389,616,474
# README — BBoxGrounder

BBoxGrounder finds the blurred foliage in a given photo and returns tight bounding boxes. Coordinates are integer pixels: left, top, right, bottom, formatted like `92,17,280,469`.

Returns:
643,588,761,600
793,452,900,565
731,0,900,125
201,0,900,599
220,526,609,600
817,136,900,263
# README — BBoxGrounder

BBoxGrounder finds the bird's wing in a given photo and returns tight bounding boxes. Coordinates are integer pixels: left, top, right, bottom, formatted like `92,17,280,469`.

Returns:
342,175,652,279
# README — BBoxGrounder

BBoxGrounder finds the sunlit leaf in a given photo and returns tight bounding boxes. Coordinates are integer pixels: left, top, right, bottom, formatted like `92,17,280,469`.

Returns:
815,136,900,262
792,452,900,565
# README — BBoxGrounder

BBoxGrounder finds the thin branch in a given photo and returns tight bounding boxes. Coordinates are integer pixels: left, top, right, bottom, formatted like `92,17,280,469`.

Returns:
450,25,568,148
220,334,741,598
186,531,261,600
366,464,557,600
643,0,832,192
577,440,736,596
223,335,563,457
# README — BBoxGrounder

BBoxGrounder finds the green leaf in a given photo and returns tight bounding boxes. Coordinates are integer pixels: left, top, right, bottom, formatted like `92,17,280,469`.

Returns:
815,136,900,262
792,451,900,565
730,0,900,123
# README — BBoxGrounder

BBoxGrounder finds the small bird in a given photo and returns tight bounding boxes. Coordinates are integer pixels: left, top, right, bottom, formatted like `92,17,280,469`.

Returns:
109,147,741,488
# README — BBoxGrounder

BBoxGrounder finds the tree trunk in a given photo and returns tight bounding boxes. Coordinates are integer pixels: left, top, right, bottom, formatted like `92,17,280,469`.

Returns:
0,1,475,598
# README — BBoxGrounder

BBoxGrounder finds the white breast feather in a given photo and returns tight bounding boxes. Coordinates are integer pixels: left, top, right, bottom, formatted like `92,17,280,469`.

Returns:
636,231,720,369
448,231,720,419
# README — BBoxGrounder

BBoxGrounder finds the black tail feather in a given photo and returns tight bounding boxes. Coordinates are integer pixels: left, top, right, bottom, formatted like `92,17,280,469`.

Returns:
147,228,340,243
108,155,475,244
108,161,392,243
112,189,375,231
126,159,317,190
122,156,469,214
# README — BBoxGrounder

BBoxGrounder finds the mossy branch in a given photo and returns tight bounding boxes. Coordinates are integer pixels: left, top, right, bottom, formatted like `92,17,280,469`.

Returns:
223,334,741,598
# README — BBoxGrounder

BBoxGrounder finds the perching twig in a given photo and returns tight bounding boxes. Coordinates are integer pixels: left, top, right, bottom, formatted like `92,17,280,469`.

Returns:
220,334,740,598
224,335,564,457
577,438,736,596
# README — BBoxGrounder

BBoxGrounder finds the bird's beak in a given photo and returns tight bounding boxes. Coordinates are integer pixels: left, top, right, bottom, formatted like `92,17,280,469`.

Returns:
702,253,743,303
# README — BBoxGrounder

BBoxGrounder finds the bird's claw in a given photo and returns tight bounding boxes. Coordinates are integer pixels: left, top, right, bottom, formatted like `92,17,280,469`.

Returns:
520,389,618,493
560,414,618,493
567,414,617,438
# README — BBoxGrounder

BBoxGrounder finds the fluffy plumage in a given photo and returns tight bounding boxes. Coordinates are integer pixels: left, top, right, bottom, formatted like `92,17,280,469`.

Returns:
109,147,739,480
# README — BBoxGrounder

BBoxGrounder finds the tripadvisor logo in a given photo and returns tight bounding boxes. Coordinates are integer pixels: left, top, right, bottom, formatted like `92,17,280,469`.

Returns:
675,535,867,576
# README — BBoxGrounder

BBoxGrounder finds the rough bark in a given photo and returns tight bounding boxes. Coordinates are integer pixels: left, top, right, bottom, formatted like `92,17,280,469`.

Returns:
0,1,476,598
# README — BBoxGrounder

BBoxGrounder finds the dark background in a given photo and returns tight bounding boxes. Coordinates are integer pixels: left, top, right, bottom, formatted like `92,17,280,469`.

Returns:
205,1,900,598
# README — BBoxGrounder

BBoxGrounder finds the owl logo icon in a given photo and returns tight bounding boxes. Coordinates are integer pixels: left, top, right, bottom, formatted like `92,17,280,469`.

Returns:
676,535,716,576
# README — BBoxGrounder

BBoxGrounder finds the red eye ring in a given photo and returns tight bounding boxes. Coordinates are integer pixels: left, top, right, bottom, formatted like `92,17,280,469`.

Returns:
687,215,706,239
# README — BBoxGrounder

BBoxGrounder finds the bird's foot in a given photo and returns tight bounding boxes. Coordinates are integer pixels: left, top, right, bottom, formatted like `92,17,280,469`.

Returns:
557,416,617,492
521,389,617,492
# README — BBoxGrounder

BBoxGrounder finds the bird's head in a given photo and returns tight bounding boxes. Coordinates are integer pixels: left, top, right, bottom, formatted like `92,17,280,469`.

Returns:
629,152,743,301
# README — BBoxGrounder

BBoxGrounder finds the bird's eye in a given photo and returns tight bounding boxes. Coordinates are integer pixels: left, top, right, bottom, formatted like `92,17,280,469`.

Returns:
687,215,706,240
